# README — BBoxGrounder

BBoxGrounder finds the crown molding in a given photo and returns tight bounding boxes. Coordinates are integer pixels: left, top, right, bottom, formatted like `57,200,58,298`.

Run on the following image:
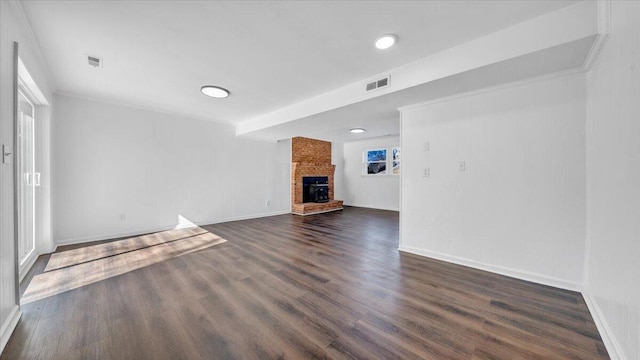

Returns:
54,90,234,127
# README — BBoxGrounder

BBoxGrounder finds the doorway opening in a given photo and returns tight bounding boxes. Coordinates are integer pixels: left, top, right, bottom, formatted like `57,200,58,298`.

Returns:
15,57,50,281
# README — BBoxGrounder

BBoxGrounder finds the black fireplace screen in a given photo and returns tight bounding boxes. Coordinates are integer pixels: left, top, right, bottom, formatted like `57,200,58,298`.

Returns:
302,176,329,203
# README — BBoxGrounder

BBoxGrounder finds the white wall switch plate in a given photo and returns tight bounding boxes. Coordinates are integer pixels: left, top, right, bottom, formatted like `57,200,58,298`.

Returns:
2,144,11,164
423,141,430,151
423,168,430,177
458,161,466,171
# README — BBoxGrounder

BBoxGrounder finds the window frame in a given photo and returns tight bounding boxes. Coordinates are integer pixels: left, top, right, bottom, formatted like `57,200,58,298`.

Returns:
361,147,401,176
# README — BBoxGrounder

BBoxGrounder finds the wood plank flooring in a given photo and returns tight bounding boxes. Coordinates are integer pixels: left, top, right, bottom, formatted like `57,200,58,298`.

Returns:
2,207,608,359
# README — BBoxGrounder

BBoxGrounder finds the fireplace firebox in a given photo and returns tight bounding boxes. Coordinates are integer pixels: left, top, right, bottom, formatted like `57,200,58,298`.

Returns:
303,176,329,203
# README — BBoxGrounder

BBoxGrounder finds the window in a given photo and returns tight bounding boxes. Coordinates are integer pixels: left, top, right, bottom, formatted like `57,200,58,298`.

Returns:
364,148,387,175
362,147,400,176
392,147,400,175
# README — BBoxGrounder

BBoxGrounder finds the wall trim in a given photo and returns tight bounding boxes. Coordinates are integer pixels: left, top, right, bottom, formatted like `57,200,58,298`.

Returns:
54,91,233,128
0,306,21,355
7,0,55,89
54,210,291,249
398,245,582,292
18,250,38,282
343,202,399,212
582,287,626,360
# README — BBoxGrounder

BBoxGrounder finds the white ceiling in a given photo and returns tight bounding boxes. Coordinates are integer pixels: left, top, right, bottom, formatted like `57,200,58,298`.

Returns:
22,0,579,138
246,34,597,143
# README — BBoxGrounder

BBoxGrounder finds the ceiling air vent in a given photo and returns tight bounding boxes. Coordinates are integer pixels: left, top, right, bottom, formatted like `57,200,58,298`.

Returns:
87,55,102,68
366,75,390,92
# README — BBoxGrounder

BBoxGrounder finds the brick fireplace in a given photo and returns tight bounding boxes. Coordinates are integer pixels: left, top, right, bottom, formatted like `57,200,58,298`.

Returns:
291,137,343,215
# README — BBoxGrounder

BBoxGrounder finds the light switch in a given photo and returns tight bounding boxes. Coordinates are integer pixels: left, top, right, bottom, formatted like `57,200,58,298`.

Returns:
2,145,11,164
423,141,430,151
458,161,465,171
423,168,430,177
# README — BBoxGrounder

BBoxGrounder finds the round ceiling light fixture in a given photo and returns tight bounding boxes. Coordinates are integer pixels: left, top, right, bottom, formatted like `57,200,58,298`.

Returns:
350,128,366,134
375,34,398,50
201,85,230,98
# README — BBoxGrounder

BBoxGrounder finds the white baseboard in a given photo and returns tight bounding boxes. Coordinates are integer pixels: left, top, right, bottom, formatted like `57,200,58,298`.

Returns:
204,210,291,224
0,306,22,355
343,202,399,212
582,288,626,360
54,210,292,250
398,245,582,292
19,250,38,282
54,224,179,250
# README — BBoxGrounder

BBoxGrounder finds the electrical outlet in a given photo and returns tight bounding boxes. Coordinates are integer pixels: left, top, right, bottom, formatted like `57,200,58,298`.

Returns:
423,168,430,177
423,141,430,151
119,213,126,221
458,161,466,171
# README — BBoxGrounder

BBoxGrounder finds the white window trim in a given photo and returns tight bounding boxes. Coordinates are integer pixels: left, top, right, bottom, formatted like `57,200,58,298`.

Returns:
362,147,400,176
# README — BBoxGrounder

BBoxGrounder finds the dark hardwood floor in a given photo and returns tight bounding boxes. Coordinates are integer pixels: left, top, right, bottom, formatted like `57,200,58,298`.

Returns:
2,207,608,359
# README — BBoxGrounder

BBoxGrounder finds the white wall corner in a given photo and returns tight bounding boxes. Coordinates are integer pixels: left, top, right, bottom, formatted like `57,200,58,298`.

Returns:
7,0,55,90
0,306,22,355
581,287,627,360
583,0,611,70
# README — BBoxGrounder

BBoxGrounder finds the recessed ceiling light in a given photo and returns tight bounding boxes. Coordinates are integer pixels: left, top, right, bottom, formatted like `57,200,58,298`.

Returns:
375,34,397,50
201,85,230,98
350,128,366,134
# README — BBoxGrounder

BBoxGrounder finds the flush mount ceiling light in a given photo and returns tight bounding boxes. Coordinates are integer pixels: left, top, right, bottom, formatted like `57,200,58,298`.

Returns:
201,85,230,98
375,34,398,50
350,128,366,134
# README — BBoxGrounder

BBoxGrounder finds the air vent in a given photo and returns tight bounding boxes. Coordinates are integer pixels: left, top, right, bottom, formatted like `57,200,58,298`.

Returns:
366,75,390,92
87,55,102,68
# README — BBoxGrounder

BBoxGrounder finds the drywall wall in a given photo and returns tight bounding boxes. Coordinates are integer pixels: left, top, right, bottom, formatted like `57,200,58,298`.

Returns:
331,142,345,202
341,136,400,211
52,94,290,245
584,1,640,359
0,0,54,353
400,72,586,290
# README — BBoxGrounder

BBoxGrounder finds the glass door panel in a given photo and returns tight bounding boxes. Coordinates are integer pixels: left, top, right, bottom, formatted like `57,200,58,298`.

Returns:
18,90,35,265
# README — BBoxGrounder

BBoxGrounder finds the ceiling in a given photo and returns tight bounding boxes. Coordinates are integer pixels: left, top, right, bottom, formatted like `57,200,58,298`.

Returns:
21,0,580,142
246,34,597,143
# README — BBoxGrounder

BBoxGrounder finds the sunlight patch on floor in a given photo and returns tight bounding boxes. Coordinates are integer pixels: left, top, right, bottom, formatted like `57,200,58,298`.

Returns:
22,227,226,304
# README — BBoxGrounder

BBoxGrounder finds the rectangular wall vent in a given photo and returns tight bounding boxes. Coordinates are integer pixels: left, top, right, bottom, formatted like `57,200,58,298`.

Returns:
87,55,102,68
366,75,390,92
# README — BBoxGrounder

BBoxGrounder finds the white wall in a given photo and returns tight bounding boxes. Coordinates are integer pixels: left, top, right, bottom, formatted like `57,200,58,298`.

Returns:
584,2,640,359
400,73,587,290
0,0,54,353
53,94,290,245
331,141,345,201
341,136,400,211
